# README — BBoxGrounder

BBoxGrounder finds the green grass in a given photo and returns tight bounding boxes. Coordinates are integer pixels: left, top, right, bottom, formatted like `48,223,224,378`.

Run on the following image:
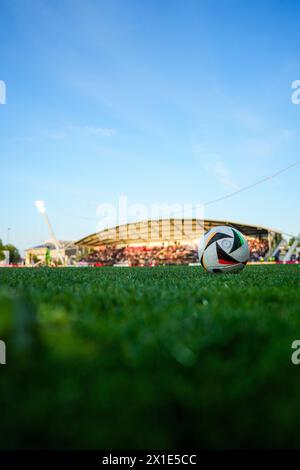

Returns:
0,265,300,449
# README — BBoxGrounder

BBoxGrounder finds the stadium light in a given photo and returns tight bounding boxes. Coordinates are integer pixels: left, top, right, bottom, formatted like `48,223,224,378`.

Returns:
35,200,46,214
34,200,65,265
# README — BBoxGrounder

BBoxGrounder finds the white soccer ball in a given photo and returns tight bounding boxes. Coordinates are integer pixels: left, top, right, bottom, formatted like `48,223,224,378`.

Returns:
198,225,250,273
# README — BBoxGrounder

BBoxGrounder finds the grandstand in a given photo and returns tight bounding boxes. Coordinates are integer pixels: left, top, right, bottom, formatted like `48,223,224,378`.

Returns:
75,218,282,266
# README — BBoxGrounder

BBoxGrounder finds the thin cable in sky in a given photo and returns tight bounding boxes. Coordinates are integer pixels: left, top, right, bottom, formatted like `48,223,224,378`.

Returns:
203,159,300,207
62,159,300,224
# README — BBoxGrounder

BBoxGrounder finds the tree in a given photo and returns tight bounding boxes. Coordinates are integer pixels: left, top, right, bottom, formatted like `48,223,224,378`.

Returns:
288,237,300,248
289,237,295,246
2,244,21,264
0,239,4,261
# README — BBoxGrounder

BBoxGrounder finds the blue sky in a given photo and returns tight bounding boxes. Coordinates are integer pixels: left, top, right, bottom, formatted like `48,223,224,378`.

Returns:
0,0,299,252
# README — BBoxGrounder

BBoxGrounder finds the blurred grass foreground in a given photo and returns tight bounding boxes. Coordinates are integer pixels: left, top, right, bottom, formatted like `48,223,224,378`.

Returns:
0,265,300,449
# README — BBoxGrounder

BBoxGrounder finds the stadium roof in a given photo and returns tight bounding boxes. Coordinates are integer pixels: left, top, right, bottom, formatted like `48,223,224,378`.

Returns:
25,240,74,251
75,218,281,248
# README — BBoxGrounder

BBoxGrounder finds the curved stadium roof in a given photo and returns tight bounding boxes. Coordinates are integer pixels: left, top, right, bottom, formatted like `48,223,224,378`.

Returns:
75,218,281,248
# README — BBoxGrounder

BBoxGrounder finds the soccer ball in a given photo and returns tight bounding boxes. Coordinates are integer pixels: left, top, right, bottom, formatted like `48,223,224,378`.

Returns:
198,225,250,273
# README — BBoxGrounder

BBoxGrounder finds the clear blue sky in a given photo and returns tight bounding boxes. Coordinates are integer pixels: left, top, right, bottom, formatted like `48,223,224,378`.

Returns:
0,0,299,252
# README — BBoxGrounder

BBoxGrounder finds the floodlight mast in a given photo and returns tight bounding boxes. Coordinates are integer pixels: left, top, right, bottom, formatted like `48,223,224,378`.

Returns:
35,201,65,265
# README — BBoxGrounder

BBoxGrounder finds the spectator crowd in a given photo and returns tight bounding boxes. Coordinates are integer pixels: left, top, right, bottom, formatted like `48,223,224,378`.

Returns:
81,238,269,266
82,243,198,266
248,238,269,260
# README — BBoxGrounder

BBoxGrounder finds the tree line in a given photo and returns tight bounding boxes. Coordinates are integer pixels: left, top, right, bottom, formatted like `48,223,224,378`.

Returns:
0,239,21,264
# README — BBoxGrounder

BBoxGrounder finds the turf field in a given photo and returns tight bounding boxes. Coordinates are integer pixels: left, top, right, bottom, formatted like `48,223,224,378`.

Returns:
0,265,300,449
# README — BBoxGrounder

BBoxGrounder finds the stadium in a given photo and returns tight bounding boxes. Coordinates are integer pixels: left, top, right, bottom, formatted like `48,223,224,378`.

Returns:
75,218,282,266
